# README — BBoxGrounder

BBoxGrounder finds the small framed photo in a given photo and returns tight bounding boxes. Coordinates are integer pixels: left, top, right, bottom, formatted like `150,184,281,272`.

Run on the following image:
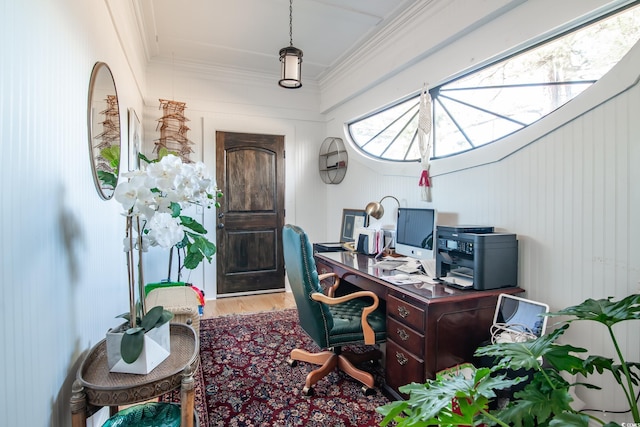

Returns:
128,108,142,171
340,209,368,242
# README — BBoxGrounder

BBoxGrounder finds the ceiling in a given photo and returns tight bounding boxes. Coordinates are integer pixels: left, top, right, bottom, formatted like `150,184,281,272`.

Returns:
134,0,417,84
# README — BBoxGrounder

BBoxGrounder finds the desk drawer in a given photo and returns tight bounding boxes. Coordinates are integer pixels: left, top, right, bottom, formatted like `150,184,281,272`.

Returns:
388,294,425,332
385,340,424,396
315,260,333,276
388,316,423,357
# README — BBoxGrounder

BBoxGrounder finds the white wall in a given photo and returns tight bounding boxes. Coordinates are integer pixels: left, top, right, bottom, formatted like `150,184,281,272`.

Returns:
0,0,145,425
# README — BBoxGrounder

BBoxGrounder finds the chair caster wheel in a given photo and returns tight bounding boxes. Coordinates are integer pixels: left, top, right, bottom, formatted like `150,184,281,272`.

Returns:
287,358,298,367
302,386,314,397
362,386,376,396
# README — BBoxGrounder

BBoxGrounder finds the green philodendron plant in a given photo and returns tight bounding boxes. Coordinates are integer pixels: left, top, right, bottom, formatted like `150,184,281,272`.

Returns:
378,294,640,427
116,305,174,364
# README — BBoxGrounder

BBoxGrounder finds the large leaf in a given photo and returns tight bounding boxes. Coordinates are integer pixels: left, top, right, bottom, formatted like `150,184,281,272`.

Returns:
100,145,120,169
377,368,521,427
192,235,216,258
547,294,640,327
170,202,182,217
180,216,207,234
182,234,216,270
120,307,173,364
121,329,145,363
497,373,576,427
475,324,589,375
183,250,204,270
140,305,169,330
97,170,117,188
548,412,590,427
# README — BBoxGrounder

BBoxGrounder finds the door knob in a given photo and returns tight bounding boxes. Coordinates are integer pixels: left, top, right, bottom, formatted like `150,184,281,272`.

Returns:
217,223,224,229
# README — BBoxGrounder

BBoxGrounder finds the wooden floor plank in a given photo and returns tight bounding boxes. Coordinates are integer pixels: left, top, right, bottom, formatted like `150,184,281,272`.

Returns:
202,292,296,318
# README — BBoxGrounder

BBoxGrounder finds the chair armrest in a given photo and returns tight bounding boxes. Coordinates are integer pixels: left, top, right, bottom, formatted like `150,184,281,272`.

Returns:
311,291,380,345
317,272,340,297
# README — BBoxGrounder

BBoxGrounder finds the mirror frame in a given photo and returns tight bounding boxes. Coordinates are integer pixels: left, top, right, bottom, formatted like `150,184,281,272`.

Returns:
87,61,121,200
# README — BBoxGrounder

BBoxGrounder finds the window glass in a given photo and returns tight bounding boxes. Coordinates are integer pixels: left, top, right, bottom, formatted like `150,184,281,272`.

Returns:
349,4,640,161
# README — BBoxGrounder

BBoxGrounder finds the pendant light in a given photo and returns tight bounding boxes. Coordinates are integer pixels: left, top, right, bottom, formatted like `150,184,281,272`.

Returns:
278,0,303,89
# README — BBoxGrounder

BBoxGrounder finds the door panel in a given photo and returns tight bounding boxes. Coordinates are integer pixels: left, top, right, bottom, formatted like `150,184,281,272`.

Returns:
216,131,285,295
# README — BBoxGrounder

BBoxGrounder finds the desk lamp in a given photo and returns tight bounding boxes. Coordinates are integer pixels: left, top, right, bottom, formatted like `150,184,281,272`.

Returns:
365,195,400,220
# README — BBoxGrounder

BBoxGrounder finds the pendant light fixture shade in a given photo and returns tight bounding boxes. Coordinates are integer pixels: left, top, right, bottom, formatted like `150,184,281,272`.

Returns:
279,46,303,88
278,0,303,89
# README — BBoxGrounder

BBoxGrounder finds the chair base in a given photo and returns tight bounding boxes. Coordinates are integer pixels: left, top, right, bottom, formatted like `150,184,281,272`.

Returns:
288,346,382,395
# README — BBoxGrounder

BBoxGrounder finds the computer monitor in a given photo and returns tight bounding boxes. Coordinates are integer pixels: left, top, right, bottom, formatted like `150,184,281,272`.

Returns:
395,208,437,260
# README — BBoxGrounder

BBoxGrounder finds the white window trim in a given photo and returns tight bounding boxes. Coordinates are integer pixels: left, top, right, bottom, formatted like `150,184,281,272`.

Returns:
344,40,640,179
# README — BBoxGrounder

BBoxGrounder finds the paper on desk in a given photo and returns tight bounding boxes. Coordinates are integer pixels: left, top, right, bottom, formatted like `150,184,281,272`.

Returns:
381,275,423,285
445,273,474,288
374,259,407,270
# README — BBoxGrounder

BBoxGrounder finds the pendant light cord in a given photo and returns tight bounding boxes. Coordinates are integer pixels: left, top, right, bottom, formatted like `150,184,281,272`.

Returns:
289,0,294,47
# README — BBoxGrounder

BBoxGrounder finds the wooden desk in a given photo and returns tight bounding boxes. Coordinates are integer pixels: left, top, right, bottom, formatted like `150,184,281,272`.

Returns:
70,323,199,427
315,251,523,398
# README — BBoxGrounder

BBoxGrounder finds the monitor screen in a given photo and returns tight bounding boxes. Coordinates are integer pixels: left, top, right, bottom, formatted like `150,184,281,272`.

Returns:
395,208,436,260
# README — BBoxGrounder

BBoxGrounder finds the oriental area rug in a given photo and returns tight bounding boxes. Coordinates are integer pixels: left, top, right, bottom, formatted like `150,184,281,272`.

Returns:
160,309,391,426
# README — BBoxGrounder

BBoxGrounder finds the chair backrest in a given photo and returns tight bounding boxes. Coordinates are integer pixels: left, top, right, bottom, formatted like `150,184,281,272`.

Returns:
282,224,333,348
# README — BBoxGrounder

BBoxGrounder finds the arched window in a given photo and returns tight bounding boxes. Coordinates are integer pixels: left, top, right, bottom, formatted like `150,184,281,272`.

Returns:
348,3,640,162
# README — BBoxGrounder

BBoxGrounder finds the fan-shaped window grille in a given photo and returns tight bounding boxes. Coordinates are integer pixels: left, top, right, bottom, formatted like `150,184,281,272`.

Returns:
348,3,640,162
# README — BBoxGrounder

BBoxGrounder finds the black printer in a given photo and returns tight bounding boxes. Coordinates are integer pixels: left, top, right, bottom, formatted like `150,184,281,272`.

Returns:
435,225,518,290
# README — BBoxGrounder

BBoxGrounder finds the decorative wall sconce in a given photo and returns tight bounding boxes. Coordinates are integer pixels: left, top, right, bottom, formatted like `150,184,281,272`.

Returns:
278,0,303,88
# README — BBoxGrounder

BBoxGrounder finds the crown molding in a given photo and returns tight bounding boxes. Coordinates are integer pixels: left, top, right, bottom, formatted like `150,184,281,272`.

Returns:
318,0,522,112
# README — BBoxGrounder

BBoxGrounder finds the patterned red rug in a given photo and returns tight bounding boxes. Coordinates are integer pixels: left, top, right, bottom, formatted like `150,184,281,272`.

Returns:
161,308,390,426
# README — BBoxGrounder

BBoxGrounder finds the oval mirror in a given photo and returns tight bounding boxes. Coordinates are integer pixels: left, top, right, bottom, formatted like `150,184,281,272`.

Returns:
87,62,121,200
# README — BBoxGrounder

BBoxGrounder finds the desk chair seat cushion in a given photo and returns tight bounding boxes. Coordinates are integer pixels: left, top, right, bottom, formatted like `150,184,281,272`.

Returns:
327,299,386,347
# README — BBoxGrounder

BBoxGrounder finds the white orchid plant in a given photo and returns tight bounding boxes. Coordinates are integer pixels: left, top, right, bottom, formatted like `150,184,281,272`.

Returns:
115,152,222,271
113,151,222,360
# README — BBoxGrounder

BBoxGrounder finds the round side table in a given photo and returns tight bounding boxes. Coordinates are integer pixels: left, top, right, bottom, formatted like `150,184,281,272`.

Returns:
70,323,199,427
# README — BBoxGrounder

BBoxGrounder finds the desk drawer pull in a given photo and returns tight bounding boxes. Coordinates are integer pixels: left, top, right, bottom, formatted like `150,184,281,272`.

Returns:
396,328,409,341
396,352,408,366
397,306,410,318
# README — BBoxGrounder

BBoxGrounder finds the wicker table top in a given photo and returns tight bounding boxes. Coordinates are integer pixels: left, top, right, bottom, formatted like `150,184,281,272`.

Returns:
77,323,199,406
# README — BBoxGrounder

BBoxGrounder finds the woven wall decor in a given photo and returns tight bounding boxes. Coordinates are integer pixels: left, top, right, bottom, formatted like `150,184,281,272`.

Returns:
154,98,194,162
94,94,120,173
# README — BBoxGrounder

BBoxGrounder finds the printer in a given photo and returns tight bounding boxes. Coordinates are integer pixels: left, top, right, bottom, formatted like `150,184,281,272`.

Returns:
435,225,518,290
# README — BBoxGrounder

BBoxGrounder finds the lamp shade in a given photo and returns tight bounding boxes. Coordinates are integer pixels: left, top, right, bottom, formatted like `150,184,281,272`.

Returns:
365,202,385,220
365,195,400,220
279,46,303,88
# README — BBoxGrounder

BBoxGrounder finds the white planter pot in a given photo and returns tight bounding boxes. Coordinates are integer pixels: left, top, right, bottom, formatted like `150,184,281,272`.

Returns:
106,321,171,374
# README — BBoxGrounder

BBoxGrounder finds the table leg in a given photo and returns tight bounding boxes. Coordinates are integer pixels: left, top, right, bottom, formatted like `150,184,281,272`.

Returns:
180,365,196,427
70,379,87,427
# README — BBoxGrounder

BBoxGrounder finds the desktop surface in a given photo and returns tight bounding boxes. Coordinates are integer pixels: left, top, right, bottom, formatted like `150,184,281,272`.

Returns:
316,251,507,301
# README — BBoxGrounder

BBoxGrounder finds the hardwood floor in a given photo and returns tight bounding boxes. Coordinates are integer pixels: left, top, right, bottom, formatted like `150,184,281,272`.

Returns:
202,291,296,318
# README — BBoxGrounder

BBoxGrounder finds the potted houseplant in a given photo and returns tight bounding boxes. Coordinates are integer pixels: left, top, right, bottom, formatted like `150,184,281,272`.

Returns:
107,150,222,374
378,294,640,427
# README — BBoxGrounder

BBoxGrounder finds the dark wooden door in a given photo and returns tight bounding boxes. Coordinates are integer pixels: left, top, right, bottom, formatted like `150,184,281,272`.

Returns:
215,131,285,295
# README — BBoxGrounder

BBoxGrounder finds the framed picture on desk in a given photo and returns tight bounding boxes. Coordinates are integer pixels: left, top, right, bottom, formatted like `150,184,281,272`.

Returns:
340,209,367,242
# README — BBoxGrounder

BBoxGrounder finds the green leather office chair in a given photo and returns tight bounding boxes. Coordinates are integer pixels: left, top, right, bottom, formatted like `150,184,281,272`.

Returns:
282,224,386,396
